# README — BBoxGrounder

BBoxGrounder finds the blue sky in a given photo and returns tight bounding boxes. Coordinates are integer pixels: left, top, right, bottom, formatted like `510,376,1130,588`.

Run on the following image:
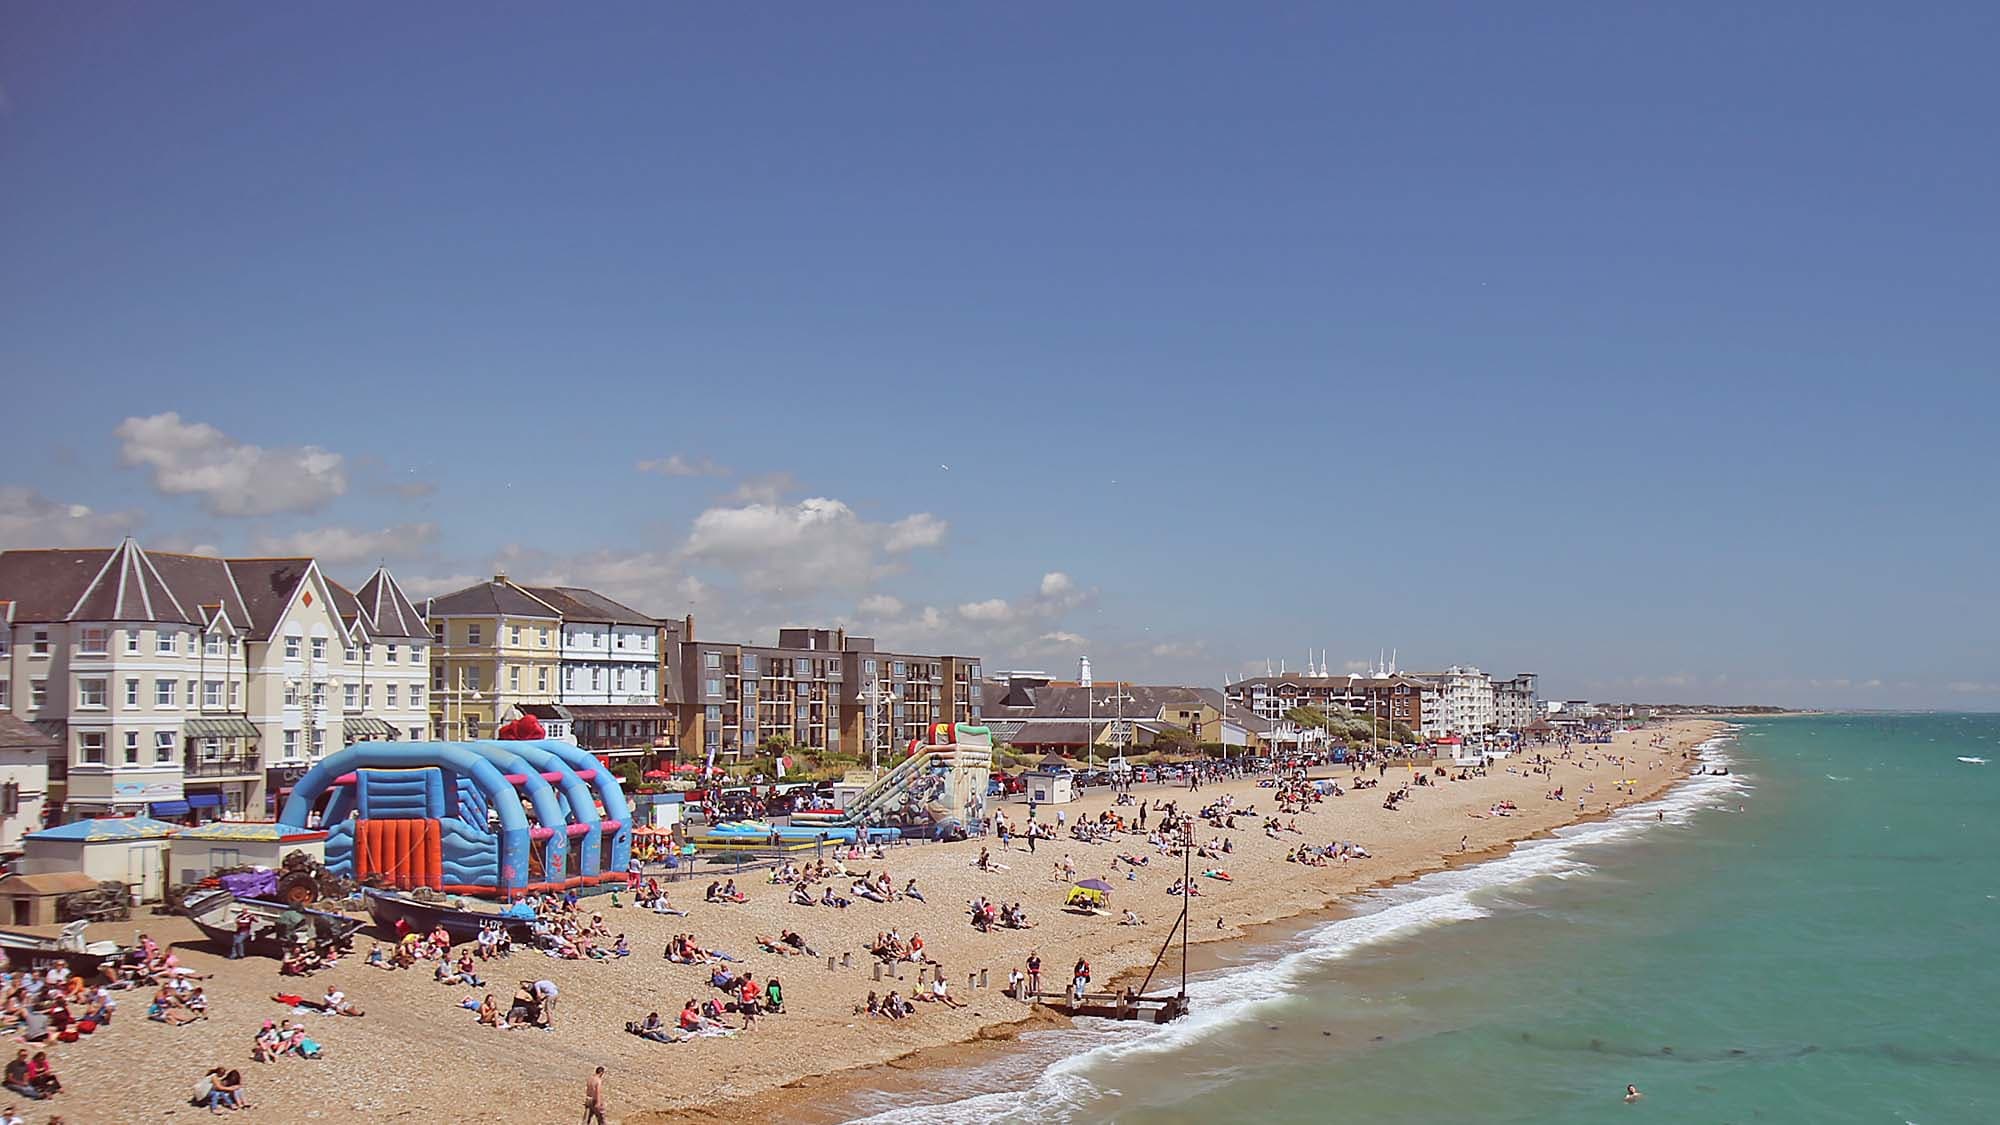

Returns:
2,4,1995,708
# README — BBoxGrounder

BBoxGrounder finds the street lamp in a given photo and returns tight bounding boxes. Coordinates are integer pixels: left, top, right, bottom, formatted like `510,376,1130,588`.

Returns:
1094,688,1136,771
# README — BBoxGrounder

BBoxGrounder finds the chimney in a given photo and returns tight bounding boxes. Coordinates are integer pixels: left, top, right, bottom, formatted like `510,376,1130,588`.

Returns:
835,626,846,651
684,614,695,641
493,571,507,584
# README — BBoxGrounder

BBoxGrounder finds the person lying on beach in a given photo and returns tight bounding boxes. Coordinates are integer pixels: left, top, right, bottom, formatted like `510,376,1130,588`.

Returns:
904,878,926,902
757,934,802,957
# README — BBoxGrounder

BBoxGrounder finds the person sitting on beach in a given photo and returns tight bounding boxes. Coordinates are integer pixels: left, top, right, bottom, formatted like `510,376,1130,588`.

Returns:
790,883,816,907
252,1020,282,1062
3,1052,40,1101
903,877,926,903
630,1011,678,1043
709,966,742,993
477,994,500,1027
25,1053,59,1099
764,977,785,1014
820,886,850,909
883,990,909,1020
1119,909,1143,926
928,977,966,1009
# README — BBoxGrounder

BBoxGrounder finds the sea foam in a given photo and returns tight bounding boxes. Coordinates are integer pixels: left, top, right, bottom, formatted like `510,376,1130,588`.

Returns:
847,736,1750,1124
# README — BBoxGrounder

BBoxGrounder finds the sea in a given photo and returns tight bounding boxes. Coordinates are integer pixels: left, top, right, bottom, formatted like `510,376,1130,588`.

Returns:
831,715,2000,1124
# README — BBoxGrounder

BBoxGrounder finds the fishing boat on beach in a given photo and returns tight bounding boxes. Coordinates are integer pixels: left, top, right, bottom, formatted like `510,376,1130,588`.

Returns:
0,920,123,978
363,887,535,942
180,888,364,955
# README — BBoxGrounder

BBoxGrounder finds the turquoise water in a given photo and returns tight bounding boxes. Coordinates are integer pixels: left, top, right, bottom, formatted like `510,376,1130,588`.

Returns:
843,716,2000,1124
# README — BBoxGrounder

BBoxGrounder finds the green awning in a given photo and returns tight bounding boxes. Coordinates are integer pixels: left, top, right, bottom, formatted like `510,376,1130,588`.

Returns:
343,717,399,739
183,716,260,739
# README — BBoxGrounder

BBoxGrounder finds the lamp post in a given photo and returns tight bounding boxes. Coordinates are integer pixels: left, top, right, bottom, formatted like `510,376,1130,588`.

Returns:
1095,687,1136,772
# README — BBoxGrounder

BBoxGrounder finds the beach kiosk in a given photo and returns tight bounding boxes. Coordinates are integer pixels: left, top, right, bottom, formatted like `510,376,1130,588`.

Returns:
1025,765,1074,806
18,816,178,903
169,821,329,886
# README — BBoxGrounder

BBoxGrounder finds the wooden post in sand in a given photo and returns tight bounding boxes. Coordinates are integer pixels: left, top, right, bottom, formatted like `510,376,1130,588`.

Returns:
978,968,987,989
969,971,978,991
826,956,836,972
872,963,882,981
842,952,852,969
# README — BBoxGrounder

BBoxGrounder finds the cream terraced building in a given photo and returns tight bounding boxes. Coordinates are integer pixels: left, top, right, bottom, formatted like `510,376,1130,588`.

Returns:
0,539,432,820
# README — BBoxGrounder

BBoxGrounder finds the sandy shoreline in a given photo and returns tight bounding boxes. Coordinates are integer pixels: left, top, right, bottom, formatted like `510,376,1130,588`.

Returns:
42,720,1722,1123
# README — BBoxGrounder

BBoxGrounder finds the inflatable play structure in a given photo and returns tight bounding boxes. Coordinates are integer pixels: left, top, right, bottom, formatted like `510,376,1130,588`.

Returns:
276,739,632,899
791,723,992,832
696,820,901,850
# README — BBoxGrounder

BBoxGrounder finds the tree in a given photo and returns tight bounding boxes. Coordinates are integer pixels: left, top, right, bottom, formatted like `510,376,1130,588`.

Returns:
1285,706,1333,731
1148,725,1200,758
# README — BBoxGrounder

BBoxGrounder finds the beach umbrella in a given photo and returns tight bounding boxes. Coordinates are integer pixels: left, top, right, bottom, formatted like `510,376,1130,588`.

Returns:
643,769,671,780
1073,878,1114,893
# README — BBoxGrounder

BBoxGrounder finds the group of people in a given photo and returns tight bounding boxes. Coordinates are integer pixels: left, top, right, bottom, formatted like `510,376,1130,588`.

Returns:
0,964,117,1043
967,897,1033,932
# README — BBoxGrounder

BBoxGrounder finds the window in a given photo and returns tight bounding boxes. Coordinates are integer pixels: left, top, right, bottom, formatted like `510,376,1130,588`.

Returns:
410,684,423,708
201,737,219,756
538,628,549,647
893,661,906,677
283,729,298,758
124,731,140,765
311,637,326,661
706,705,722,723
432,665,445,690
510,625,521,646
285,682,299,706
32,628,50,656
464,717,481,739
865,659,878,677
432,624,445,643
386,643,399,664
508,666,520,690
344,684,358,710
77,678,106,708
156,679,176,707
0,681,8,710
285,635,301,659
125,678,139,706
591,667,603,692
743,655,757,674
346,645,358,663
78,627,108,655
123,630,138,654
564,668,576,691
411,644,425,664
615,668,627,692
310,728,324,755
78,731,105,765
186,680,197,707
228,681,239,708
536,666,547,692
614,631,626,650
706,678,721,696
385,684,398,708
312,682,326,709
205,633,222,656
467,624,482,646
157,629,176,655
464,666,482,691
155,730,175,763
705,652,720,670
363,683,373,708
408,727,423,741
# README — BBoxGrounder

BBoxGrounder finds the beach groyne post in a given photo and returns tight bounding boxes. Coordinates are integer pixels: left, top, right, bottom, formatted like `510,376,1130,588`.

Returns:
842,952,851,969
978,968,987,989
872,964,882,981
826,956,836,972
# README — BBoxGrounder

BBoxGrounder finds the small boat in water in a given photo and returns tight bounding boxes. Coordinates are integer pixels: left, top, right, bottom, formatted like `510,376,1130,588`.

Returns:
363,888,535,942
0,921,123,978
180,888,364,956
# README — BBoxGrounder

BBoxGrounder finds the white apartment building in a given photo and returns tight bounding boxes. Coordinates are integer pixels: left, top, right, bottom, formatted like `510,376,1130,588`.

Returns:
0,539,431,821
1490,673,1539,731
0,714,55,854
1437,665,1496,736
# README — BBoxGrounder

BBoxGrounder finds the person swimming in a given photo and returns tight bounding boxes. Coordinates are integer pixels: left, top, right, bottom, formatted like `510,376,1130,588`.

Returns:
1624,1084,1642,1103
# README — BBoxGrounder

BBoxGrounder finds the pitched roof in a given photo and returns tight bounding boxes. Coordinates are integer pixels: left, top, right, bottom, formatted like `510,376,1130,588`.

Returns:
425,578,560,619
520,585,658,627
352,568,428,639
0,872,100,896
27,816,179,842
221,558,317,640
0,544,181,624
0,713,57,754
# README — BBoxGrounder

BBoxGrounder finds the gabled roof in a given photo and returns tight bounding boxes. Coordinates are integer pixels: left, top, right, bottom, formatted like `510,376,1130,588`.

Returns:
521,585,658,627
221,558,318,640
0,713,58,754
352,567,428,640
27,816,178,842
425,577,560,619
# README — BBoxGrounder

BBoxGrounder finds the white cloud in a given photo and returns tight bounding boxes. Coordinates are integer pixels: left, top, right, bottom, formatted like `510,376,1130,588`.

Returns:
885,513,948,553
636,454,728,478
1033,631,1087,648
396,572,485,599
115,412,347,517
250,522,439,565
1151,641,1205,659
857,594,905,617
1342,659,1372,673
0,486,144,548
683,497,942,597
721,472,798,505
151,532,224,558
957,598,1013,622
1040,572,1074,597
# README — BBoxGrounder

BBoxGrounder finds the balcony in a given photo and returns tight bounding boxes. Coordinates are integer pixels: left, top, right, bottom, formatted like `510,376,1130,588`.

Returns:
183,754,261,779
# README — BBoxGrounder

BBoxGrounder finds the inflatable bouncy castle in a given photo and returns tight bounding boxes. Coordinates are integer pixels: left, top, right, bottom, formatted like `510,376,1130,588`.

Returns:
276,739,632,899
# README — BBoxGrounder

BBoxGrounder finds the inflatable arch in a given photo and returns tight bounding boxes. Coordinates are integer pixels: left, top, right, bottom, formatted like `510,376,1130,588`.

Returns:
277,739,632,899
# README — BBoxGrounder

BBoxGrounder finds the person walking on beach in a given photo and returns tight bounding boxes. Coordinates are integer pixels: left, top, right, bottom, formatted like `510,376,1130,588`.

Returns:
1026,952,1042,998
582,1066,608,1124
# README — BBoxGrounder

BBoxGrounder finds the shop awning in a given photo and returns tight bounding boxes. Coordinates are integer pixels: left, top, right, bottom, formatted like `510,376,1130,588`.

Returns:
184,716,260,739
185,793,223,808
342,717,399,739
150,800,191,818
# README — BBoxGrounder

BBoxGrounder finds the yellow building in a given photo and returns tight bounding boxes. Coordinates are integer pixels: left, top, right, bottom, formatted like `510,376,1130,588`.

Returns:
421,575,561,740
